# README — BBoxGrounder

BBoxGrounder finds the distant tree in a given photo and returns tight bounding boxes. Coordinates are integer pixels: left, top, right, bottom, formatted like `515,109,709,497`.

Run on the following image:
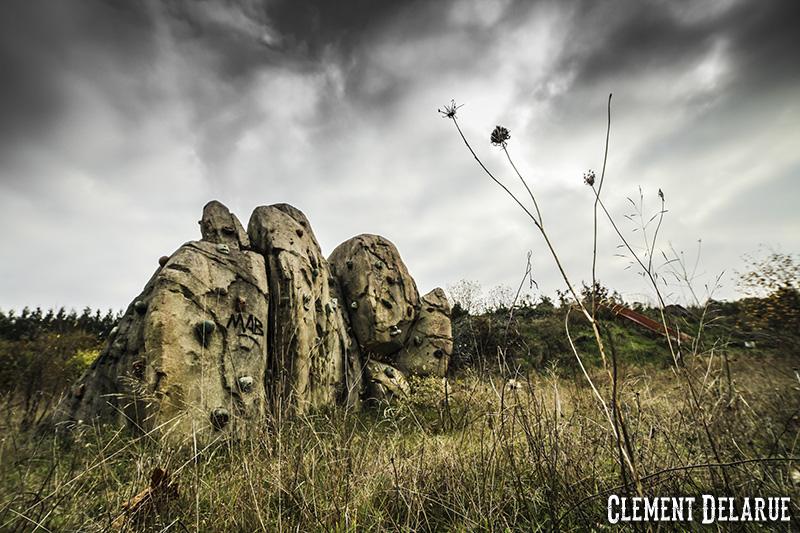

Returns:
447,280,484,316
736,250,800,335
0,306,122,428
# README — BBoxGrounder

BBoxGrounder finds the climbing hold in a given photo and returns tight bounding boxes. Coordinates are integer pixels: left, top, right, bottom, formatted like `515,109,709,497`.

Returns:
134,300,148,315
346,260,353,270
216,243,230,255
433,349,444,359
109,326,119,337
158,255,169,267
296,228,304,237
195,320,216,347
210,408,230,430
132,360,145,379
350,301,358,309
235,296,247,312
389,325,402,337
383,366,396,379
414,335,422,347
237,375,254,393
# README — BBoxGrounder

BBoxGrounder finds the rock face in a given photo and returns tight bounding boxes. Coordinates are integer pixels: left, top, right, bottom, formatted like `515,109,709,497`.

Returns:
329,235,420,355
329,235,453,396
248,204,361,414
59,202,270,440
395,288,452,377
58,200,450,442
200,200,250,248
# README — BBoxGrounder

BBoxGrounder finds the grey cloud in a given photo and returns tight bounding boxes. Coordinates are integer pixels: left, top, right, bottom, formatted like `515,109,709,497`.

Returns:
0,0,798,311
553,0,800,94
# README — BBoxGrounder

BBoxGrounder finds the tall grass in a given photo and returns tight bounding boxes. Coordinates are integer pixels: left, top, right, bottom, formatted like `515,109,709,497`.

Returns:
0,350,797,530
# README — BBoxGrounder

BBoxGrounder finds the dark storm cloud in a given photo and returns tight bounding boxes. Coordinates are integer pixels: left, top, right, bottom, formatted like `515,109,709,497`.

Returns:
267,0,419,57
555,0,800,91
0,0,798,310
0,1,155,153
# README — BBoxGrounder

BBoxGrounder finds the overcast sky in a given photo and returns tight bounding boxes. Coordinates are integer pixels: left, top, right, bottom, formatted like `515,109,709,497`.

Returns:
1,0,798,312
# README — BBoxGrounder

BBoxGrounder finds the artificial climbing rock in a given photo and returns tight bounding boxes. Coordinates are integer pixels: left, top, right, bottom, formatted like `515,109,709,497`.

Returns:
57,199,450,442
328,234,420,356
58,201,270,442
248,204,361,414
364,360,410,402
395,288,452,377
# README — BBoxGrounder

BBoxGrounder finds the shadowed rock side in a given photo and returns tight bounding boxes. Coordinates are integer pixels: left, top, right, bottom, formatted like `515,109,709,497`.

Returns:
58,202,270,441
248,205,361,414
395,288,452,377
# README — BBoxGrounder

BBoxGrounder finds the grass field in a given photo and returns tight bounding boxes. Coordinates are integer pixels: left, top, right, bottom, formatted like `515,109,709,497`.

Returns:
1,335,797,531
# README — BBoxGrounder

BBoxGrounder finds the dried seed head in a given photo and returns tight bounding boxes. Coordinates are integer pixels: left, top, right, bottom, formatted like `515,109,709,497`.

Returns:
490,125,510,146
583,170,596,186
438,99,462,119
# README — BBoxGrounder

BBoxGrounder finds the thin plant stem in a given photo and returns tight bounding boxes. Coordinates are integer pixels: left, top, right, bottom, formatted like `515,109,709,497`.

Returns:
592,93,612,318
502,146,543,227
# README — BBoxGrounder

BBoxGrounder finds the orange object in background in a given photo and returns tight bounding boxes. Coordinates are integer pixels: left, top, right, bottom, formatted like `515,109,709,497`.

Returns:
601,302,692,345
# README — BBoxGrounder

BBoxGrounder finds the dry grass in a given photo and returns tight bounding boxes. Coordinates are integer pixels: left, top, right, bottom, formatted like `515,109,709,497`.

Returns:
1,346,798,531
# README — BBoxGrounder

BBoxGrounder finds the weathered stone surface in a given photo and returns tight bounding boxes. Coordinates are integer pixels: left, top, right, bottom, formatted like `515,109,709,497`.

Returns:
200,200,250,249
328,234,420,356
58,203,269,442
364,360,409,402
395,288,452,377
248,205,361,414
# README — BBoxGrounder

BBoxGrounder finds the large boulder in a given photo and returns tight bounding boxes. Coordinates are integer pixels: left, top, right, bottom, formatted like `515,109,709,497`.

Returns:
394,288,452,377
59,201,269,441
328,234,420,356
248,204,361,414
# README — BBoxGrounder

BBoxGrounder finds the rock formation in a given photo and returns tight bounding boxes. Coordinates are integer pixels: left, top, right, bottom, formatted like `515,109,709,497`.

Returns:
58,201,451,442
395,288,452,377
60,202,270,439
328,235,419,355
248,204,360,414
329,235,453,401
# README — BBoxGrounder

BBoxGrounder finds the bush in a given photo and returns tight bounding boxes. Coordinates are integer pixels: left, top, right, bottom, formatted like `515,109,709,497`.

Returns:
0,307,117,429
